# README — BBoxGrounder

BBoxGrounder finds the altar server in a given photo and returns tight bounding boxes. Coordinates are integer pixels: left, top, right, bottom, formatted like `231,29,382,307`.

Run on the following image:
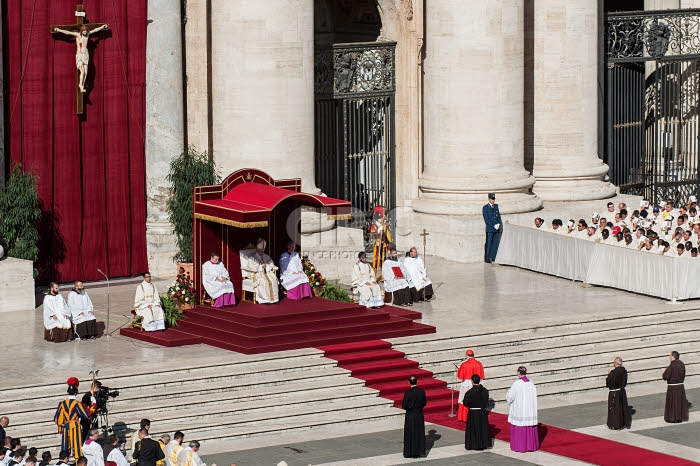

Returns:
279,242,313,300
403,247,434,302
352,252,384,308
201,252,236,307
134,272,166,331
68,282,97,340
381,249,412,306
44,283,74,343
241,239,279,304
506,366,539,452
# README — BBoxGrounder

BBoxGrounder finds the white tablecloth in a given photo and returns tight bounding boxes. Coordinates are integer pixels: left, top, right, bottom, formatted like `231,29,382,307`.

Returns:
496,224,700,301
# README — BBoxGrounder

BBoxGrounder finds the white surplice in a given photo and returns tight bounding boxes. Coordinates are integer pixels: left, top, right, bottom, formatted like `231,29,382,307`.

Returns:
176,447,206,466
68,290,96,325
134,281,166,331
82,439,104,466
240,251,279,303
352,261,384,308
106,448,129,466
43,293,72,330
201,260,235,299
402,256,432,292
164,441,184,466
506,377,538,426
279,252,310,290
381,259,409,293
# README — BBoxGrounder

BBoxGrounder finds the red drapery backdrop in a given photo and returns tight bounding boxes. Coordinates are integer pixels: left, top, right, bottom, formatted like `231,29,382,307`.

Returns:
4,0,148,282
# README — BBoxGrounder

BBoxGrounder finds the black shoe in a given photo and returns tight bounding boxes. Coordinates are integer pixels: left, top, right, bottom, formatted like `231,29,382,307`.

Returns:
485,259,492,263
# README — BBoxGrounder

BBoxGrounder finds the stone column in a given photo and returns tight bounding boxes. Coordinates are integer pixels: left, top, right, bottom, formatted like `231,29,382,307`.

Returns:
210,0,318,194
529,1,615,201
412,0,541,216
145,0,184,276
0,14,4,188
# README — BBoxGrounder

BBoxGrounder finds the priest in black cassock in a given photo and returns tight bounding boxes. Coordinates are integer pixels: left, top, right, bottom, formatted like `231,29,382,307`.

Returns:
463,374,491,450
605,357,630,429
662,351,689,423
401,375,427,459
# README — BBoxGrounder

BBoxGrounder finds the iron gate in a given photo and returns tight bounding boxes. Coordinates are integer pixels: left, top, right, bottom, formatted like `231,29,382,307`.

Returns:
314,41,396,233
605,9,700,204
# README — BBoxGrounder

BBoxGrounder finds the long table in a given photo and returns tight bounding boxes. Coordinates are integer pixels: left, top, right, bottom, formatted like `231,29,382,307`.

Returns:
496,223,699,301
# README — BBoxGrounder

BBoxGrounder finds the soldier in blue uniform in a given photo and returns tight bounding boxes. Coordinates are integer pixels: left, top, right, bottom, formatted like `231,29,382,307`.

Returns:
482,193,502,263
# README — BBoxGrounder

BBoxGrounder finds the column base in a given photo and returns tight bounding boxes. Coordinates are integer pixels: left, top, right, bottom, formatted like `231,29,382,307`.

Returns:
533,163,617,201
146,221,177,278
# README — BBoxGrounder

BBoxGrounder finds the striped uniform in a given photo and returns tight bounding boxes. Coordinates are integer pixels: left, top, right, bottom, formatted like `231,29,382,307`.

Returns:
54,397,91,457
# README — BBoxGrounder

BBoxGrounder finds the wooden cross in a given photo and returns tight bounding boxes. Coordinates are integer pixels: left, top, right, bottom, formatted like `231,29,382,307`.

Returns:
50,5,109,114
420,228,429,259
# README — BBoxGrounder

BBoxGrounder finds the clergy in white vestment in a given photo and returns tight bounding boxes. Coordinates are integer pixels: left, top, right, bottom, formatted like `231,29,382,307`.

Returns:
506,366,539,452
82,428,104,466
202,252,236,307
381,249,412,306
134,272,166,331
402,247,434,302
240,238,279,304
44,282,74,343
279,241,313,300
163,432,185,466
68,281,98,340
105,438,129,466
176,441,206,466
352,252,384,308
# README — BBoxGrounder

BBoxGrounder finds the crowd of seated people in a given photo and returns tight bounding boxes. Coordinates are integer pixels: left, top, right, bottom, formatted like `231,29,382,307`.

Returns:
531,197,700,258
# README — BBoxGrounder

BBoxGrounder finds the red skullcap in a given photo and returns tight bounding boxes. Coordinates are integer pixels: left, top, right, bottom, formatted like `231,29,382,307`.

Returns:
466,349,474,356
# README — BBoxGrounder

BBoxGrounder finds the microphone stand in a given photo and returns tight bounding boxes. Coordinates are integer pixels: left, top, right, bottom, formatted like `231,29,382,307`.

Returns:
449,362,459,417
97,269,111,337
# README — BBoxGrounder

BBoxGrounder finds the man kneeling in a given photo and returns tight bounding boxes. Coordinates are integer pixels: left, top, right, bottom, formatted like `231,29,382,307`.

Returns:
202,252,236,308
280,241,313,300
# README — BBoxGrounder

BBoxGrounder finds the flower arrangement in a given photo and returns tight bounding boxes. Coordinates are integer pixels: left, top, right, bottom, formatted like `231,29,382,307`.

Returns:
301,256,326,289
167,267,198,308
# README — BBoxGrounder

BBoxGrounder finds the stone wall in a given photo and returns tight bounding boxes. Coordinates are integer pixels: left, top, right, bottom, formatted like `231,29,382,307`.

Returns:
0,258,35,313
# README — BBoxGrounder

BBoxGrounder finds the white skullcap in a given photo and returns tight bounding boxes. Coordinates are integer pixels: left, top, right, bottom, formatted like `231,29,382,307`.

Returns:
567,220,574,228
256,238,267,249
660,201,667,207
690,195,697,203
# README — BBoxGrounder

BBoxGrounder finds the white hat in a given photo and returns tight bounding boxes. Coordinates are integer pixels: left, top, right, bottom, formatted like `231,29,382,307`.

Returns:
660,201,667,208
690,195,697,203
256,238,267,249
567,220,574,228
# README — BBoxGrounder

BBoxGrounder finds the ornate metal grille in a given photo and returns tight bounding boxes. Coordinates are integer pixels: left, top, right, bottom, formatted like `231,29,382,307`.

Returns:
605,10,700,204
314,41,396,236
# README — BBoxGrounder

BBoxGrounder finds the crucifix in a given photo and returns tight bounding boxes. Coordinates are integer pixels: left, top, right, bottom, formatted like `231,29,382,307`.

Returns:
50,5,109,114
420,228,429,260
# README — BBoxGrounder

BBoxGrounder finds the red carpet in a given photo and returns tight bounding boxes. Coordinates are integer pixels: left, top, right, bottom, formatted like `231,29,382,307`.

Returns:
320,340,699,466
120,298,435,354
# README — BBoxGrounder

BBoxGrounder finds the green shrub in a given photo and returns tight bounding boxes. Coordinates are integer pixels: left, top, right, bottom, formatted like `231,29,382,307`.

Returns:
0,164,41,261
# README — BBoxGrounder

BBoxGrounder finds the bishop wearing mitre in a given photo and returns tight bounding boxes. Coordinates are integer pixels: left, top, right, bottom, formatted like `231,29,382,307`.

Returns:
134,272,166,331
241,238,280,304
202,252,236,307
352,252,384,308
280,241,313,300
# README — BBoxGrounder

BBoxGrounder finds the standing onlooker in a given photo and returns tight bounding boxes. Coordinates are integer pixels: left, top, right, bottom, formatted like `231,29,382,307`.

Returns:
401,375,427,459
457,350,485,422
606,357,630,430
663,351,689,423
463,375,491,451
482,193,502,263
506,366,539,452
0,417,8,449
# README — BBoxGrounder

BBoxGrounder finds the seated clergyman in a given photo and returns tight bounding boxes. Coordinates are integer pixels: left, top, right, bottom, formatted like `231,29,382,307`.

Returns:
134,272,166,331
382,249,412,307
352,252,384,308
279,241,312,300
44,282,74,343
403,247,435,302
241,238,279,304
68,281,97,340
202,252,236,308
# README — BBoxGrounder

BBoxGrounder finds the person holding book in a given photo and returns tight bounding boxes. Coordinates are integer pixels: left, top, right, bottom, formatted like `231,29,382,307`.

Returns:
382,249,412,306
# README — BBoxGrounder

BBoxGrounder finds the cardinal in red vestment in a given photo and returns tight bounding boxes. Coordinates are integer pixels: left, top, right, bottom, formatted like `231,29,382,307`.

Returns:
457,350,485,422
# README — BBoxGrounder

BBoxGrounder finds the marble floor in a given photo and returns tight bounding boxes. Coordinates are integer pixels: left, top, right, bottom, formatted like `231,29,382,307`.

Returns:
3,260,698,464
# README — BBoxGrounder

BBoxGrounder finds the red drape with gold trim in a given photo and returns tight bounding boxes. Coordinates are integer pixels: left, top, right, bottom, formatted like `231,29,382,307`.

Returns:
4,0,148,282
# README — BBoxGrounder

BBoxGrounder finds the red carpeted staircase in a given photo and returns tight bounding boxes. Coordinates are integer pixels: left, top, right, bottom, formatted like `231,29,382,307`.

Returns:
318,340,456,414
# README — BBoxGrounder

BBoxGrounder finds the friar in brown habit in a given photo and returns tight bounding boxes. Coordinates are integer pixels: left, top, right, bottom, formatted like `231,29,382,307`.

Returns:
662,351,689,423
605,357,630,429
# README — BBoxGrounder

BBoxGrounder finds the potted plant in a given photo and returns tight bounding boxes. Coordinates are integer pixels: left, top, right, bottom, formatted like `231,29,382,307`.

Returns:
167,267,198,310
0,164,41,264
166,145,220,274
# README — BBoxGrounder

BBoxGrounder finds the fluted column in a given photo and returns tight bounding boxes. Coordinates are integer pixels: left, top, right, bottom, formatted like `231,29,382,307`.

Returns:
210,0,318,193
412,0,541,216
529,0,615,201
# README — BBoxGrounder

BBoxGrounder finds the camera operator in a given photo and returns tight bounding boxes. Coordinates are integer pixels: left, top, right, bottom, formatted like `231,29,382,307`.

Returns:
81,382,101,443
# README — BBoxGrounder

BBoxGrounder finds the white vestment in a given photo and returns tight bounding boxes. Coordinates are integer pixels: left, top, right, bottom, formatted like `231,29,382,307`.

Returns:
506,377,538,426
176,447,206,466
134,281,166,331
43,293,72,330
163,441,184,466
352,261,384,308
279,252,310,290
106,448,129,466
201,260,235,299
240,251,279,303
68,290,96,325
381,259,409,293
82,439,104,466
402,256,432,291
